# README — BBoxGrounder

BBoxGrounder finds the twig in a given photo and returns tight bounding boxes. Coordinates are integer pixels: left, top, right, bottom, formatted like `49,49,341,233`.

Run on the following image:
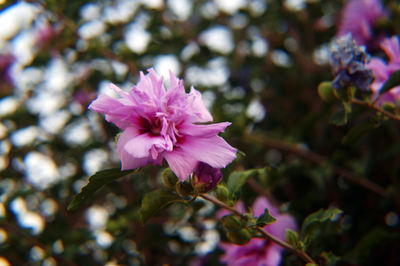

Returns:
0,221,77,266
199,194,317,265
246,133,388,197
351,98,400,122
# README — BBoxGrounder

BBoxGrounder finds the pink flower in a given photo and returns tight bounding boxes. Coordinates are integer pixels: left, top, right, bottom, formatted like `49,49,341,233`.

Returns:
89,68,237,181
218,197,297,266
337,0,388,47
367,36,400,104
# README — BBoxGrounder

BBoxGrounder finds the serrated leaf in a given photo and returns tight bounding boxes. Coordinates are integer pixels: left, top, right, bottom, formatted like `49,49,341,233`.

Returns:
138,189,183,225
301,208,343,246
285,229,303,250
342,123,376,145
227,169,260,193
378,69,400,96
256,208,276,227
68,168,138,211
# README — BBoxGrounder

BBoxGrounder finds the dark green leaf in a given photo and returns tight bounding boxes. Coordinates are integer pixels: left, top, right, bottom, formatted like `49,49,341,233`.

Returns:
342,123,376,145
301,208,342,246
377,69,400,96
256,208,276,227
227,169,260,193
138,189,183,224
347,227,400,261
67,168,138,211
285,229,303,250
320,251,341,266
343,101,352,114
330,110,348,126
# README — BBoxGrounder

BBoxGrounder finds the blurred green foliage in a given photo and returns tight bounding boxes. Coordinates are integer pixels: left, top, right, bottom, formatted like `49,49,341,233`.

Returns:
0,0,400,265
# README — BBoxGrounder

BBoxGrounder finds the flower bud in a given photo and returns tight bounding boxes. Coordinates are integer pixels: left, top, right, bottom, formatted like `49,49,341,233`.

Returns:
162,168,179,189
192,163,222,193
318,81,335,102
226,228,252,245
215,185,230,202
175,181,193,197
221,214,242,231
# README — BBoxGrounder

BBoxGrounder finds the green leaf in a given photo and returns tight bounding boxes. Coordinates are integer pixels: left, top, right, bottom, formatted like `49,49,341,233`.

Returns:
320,251,341,266
342,101,352,114
285,229,303,251
227,169,260,193
347,227,400,261
301,208,343,246
377,69,400,96
330,110,348,126
342,123,376,145
67,168,138,211
256,208,276,227
138,189,183,225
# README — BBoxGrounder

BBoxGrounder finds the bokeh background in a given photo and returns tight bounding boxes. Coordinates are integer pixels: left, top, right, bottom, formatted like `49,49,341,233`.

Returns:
0,0,399,265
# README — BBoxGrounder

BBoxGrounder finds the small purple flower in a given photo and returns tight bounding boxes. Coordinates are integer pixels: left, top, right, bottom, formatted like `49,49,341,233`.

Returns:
367,36,400,104
89,68,237,181
192,162,222,192
218,197,297,266
330,34,374,90
337,0,388,47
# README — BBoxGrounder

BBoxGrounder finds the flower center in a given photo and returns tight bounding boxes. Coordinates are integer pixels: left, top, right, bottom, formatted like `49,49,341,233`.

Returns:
140,117,162,136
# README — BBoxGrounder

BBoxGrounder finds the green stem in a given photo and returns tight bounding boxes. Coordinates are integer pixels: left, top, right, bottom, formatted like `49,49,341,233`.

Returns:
246,133,388,197
199,194,317,265
351,98,400,122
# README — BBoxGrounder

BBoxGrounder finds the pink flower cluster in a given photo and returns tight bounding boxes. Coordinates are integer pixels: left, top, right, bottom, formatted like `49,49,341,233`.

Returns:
89,69,237,181
337,0,387,47
367,36,400,104
218,197,297,266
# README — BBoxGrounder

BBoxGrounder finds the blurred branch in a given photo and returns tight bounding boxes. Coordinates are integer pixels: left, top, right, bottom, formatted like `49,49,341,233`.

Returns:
246,132,388,197
351,98,400,122
0,221,77,266
199,194,317,265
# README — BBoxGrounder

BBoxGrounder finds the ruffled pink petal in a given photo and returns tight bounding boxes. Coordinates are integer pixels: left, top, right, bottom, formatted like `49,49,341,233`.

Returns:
164,149,198,181
124,133,168,159
179,135,237,169
109,83,130,98
117,127,150,170
89,94,136,129
168,70,185,94
179,122,231,137
186,87,213,123
381,36,400,63
135,68,166,102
